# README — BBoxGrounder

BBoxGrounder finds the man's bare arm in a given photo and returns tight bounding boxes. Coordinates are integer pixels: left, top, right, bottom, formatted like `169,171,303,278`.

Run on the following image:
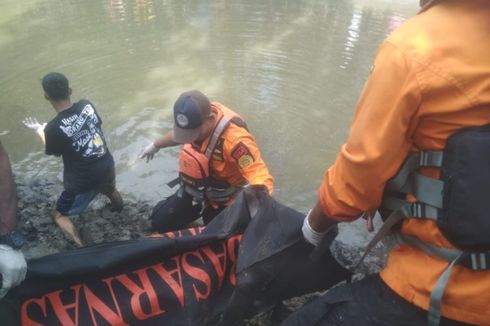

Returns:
0,142,17,235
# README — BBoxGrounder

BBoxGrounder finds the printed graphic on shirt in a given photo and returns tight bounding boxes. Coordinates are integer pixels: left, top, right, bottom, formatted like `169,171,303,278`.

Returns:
211,138,224,162
59,104,106,158
231,142,254,169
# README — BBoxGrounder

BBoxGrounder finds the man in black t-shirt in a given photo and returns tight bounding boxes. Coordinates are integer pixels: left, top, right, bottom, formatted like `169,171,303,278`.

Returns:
23,72,123,246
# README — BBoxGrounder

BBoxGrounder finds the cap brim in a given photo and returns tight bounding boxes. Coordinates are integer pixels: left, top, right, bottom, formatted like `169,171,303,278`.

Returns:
172,125,201,144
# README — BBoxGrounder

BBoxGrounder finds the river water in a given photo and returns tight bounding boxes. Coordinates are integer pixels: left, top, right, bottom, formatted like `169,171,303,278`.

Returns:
0,0,418,238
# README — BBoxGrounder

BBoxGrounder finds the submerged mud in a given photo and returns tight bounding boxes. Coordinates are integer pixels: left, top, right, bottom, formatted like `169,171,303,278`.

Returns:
14,174,386,325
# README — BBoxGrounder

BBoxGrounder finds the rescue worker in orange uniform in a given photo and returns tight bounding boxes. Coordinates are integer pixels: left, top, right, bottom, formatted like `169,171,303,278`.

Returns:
285,0,490,325
139,90,273,232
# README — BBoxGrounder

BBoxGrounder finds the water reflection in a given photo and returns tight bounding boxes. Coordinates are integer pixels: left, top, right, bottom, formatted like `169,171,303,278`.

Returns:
106,0,157,24
0,0,418,211
340,7,361,70
106,0,127,22
388,14,406,33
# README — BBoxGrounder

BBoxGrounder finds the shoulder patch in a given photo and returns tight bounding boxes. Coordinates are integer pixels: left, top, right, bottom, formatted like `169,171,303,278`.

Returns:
231,142,254,169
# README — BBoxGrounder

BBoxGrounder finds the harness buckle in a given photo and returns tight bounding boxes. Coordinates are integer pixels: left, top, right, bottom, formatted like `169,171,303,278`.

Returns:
408,202,425,219
469,253,488,270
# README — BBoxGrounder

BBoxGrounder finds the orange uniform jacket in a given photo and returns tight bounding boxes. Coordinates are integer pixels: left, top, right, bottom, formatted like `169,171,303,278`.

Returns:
318,1,490,324
194,102,273,197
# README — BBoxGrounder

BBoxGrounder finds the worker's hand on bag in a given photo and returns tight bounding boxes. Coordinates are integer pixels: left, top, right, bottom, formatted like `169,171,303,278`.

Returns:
139,143,159,162
22,117,46,133
302,209,328,247
0,244,27,298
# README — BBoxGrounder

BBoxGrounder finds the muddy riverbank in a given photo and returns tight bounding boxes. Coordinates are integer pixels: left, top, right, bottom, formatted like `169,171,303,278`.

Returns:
15,176,154,260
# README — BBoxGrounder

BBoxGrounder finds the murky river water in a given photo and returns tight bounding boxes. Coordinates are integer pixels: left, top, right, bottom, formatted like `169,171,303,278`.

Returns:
0,0,418,230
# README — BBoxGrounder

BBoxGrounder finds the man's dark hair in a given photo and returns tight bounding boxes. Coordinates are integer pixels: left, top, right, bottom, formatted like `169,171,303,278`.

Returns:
41,72,70,101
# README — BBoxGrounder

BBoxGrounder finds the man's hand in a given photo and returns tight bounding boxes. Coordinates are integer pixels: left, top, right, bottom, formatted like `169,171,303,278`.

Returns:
0,244,27,298
22,117,47,144
138,143,159,162
302,210,328,247
22,117,46,133
302,202,338,247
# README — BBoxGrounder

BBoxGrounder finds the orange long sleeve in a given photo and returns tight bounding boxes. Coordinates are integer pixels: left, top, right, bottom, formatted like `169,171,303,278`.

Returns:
319,41,421,221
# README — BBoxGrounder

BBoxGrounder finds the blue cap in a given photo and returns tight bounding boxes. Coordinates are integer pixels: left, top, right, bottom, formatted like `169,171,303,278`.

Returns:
172,90,211,143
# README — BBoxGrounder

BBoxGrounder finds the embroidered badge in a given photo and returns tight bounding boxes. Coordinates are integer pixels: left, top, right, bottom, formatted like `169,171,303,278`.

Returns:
238,155,253,168
231,142,254,168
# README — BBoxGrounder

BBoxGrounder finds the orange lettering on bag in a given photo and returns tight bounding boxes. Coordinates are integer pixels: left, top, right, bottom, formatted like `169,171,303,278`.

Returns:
182,250,212,301
151,257,185,307
111,273,164,320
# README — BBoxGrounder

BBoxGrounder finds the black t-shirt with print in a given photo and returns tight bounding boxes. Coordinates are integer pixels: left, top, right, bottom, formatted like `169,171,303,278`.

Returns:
44,99,113,193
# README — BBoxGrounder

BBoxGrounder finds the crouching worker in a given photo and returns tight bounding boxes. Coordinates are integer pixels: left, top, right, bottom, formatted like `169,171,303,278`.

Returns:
139,90,273,232
23,72,123,247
